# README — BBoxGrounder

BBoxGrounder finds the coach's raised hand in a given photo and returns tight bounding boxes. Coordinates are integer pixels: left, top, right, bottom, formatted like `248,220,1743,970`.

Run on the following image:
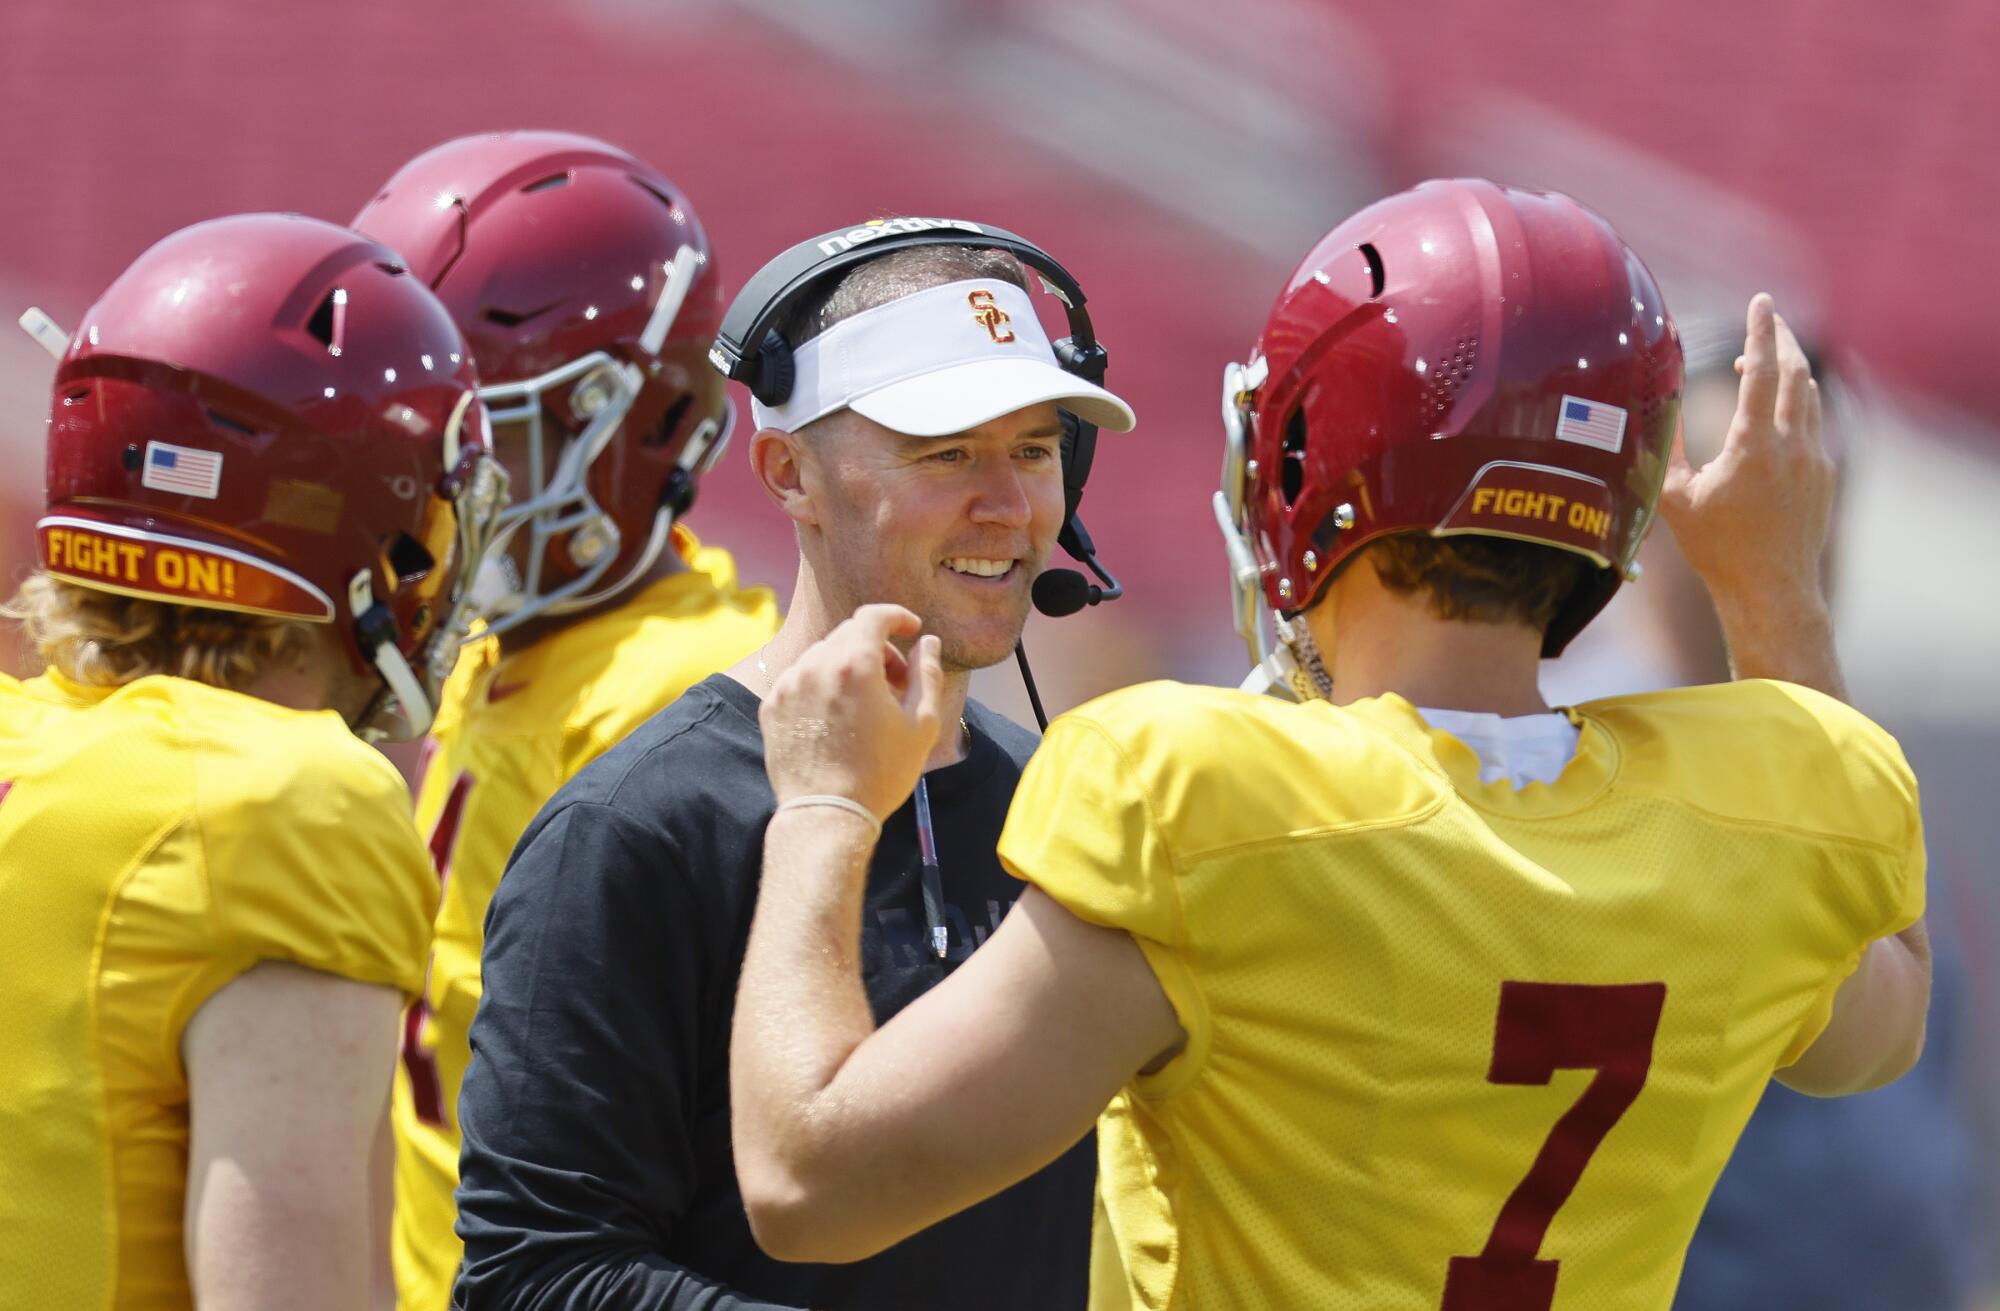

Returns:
1659,292,1846,698
760,603,946,820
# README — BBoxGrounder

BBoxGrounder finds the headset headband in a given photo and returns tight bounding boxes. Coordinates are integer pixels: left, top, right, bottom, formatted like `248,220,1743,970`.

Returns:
710,218,1099,394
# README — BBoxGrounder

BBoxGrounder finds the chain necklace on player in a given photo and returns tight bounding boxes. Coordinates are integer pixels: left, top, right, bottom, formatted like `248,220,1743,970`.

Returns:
758,641,964,958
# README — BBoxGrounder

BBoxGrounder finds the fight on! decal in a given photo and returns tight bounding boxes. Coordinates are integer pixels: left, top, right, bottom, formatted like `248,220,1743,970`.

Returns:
1464,485,1613,542
1440,461,1617,561
38,517,335,620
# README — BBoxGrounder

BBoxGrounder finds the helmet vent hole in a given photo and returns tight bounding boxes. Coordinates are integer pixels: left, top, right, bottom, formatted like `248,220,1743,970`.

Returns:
631,178,680,214
306,289,345,354
376,261,406,277
1280,404,1309,508
385,532,435,586
483,300,562,328
206,410,255,437
522,173,571,194
1358,243,1386,298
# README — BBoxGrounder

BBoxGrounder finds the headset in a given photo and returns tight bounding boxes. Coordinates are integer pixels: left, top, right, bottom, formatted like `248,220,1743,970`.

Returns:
711,218,1128,728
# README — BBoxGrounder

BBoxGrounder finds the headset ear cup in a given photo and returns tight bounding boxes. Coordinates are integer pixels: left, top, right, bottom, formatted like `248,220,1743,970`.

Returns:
1049,332,1106,534
751,329,796,407
1060,413,1098,529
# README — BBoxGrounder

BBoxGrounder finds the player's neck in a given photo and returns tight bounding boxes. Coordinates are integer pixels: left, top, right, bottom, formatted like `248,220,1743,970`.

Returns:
1309,564,1551,718
740,560,973,769
496,546,689,657
239,626,378,725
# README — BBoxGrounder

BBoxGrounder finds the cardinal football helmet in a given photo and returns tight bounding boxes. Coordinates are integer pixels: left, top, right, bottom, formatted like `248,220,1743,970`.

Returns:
354,131,728,636
33,212,506,739
1216,178,1683,685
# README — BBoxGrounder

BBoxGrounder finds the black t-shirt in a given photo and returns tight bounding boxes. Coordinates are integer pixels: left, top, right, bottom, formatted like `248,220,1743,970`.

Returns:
455,674,1094,1310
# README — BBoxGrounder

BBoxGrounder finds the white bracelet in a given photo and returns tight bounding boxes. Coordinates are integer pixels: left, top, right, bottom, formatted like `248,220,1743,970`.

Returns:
773,794,883,838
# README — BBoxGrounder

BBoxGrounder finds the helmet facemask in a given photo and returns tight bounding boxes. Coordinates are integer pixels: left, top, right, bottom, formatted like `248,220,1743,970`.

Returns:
463,243,728,638
353,397,511,741
1215,355,1333,702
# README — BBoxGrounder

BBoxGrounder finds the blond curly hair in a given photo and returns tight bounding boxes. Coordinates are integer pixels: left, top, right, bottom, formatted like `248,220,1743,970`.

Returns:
3,573,314,692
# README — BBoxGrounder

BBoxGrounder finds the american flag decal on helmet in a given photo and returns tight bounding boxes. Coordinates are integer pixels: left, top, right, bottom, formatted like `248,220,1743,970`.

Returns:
1554,396,1627,454
141,441,224,498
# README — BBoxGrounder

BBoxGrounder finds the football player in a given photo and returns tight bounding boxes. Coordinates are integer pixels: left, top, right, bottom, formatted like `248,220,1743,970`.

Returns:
0,214,503,1308
729,180,1930,1308
351,131,780,1311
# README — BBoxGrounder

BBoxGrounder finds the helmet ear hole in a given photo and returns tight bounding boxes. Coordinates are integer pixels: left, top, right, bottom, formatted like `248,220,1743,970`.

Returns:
1280,405,1309,508
644,394,694,449
385,532,435,587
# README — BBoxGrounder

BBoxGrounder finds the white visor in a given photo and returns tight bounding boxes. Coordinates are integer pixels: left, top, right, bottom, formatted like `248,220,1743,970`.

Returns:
750,278,1137,437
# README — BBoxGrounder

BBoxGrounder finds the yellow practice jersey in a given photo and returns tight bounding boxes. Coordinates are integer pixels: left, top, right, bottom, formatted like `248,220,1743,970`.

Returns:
0,669,437,1311
999,681,1924,1311
394,528,778,1310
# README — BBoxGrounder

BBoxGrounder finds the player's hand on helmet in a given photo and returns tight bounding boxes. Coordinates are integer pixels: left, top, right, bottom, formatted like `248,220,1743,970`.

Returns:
760,604,944,821
1659,293,1836,610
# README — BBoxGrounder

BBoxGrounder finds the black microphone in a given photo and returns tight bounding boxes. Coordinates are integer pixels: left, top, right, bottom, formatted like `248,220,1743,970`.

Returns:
1032,568,1096,617
1034,514,1125,617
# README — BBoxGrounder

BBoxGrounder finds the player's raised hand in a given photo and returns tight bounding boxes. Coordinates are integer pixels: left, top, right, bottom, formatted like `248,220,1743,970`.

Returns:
760,604,943,820
1659,293,1835,607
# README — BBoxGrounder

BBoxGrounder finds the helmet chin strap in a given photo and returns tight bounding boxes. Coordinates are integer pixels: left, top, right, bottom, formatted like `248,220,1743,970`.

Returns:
347,570,435,741
1238,646,1303,701
363,649,432,740
1239,614,1332,703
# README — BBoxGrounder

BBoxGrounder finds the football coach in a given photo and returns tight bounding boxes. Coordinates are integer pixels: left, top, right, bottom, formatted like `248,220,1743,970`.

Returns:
451,218,1137,1309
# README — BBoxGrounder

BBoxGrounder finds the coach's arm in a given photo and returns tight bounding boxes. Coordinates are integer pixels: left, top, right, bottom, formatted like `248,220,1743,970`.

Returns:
732,609,1184,1263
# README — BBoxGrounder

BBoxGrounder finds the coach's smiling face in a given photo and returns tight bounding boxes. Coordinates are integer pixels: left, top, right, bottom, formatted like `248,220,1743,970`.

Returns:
761,401,1065,674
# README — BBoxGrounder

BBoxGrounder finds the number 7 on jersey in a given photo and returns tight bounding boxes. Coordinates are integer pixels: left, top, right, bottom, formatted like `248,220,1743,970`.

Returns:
1443,981,1668,1311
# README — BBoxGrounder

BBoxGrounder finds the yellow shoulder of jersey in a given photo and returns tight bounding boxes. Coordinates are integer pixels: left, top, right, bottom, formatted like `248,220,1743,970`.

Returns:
1006,677,1923,942
174,678,439,997
1581,678,1920,856
428,625,497,744
1034,679,1450,854
559,553,778,773
436,531,778,780
4,670,437,1001
1000,680,1449,948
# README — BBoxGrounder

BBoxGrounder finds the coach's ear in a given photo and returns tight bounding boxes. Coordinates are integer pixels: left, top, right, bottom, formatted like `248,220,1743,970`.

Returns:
748,425,819,528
